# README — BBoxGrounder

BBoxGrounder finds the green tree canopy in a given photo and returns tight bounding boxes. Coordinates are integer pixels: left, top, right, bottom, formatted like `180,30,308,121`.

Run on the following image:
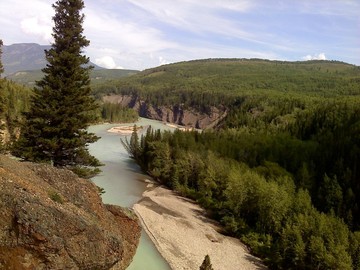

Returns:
13,0,101,178
0,39,3,76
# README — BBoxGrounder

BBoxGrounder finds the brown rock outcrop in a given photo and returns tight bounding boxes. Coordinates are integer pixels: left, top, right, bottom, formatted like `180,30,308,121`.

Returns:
103,94,227,129
0,155,141,270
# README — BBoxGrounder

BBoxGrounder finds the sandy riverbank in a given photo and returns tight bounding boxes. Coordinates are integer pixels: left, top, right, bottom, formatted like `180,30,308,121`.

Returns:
165,122,198,132
108,123,197,135
107,125,143,135
133,185,266,270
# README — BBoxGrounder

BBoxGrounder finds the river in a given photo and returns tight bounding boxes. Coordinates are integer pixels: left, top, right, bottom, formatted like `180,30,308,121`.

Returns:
88,118,173,270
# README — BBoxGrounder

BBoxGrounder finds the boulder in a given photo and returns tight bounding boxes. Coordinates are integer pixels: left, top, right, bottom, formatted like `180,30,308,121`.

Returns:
0,155,141,270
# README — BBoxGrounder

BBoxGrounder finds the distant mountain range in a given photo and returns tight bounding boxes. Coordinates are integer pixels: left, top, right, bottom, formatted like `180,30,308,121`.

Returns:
2,43,139,85
2,43,102,75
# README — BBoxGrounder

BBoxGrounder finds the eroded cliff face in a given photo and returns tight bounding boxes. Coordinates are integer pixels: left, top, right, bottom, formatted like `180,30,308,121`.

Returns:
0,155,141,270
103,95,227,129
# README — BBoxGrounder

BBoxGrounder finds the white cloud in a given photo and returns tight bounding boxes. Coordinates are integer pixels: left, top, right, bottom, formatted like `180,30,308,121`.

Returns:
126,0,254,38
84,7,177,53
0,0,53,44
297,0,360,17
121,0,294,53
212,0,253,11
1,0,359,70
95,56,123,69
158,56,169,66
303,53,327,61
21,16,53,42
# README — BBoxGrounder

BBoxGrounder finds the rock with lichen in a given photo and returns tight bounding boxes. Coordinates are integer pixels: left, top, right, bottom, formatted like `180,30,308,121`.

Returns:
0,155,140,270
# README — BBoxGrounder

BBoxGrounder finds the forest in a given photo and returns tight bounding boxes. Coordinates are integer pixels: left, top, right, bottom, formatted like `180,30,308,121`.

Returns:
0,80,137,151
2,57,360,269
92,58,360,108
0,67,139,149
119,59,360,269
123,102,360,269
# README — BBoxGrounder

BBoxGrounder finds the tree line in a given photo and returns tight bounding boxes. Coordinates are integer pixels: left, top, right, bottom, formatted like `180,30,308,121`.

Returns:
0,18,138,167
1,3,360,268
100,102,138,123
123,98,360,269
92,58,360,111
0,0,106,178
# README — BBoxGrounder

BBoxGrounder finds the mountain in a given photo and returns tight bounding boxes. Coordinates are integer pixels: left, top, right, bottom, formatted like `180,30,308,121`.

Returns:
2,43,102,75
6,68,140,88
3,43,139,86
94,58,360,128
98,58,360,101
110,59,360,269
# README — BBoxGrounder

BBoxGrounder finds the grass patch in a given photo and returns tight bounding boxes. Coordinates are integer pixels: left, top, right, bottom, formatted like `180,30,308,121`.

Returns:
48,190,64,204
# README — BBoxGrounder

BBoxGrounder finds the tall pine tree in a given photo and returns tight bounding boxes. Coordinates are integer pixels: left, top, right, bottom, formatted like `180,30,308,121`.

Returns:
0,39,3,76
13,0,101,178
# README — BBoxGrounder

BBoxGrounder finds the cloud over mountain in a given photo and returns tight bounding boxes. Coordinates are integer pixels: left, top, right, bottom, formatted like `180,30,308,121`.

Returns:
303,53,327,61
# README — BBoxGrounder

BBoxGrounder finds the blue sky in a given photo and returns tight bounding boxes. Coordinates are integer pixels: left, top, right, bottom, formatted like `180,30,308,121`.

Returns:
0,0,359,70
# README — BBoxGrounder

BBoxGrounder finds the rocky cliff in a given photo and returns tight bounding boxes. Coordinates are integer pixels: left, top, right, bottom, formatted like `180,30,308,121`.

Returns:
103,95,227,129
0,155,141,270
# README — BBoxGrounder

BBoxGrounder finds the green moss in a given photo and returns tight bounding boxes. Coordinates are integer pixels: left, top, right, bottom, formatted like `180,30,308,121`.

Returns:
48,190,64,204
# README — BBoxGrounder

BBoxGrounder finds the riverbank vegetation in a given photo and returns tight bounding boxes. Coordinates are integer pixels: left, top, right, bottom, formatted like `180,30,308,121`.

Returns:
100,102,138,123
2,50,360,268
0,81,137,152
124,100,360,269
119,59,360,270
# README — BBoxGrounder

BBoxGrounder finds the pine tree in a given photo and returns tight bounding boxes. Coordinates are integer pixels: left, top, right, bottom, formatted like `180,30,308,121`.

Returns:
0,39,3,76
13,0,101,178
200,255,214,270
121,125,141,160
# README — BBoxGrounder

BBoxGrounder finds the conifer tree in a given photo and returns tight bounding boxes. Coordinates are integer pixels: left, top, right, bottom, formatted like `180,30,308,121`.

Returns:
13,0,101,178
121,125,141,160
0,39,3,76
200,255,214,270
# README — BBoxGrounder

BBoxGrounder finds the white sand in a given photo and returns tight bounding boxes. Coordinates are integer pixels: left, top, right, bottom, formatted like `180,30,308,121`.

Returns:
165,123,197,131
107,125,142,135
133,186,266,270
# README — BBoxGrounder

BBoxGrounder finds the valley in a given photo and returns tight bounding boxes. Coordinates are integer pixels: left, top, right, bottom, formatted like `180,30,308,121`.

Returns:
1,52,360,269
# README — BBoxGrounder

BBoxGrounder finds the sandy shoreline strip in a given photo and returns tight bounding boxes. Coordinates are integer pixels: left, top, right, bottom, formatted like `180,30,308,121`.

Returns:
107,125,143,135
133,185,266,270
108,123,198,136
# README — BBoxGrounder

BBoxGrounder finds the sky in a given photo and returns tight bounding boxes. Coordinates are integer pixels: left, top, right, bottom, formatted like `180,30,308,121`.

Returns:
0,0,359,70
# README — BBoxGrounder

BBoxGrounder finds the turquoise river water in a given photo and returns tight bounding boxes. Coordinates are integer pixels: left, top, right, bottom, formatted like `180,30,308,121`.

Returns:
88,118,173,270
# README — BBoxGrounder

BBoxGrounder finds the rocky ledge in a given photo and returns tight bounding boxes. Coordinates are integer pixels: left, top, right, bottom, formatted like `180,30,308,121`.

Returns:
103,94,227,129
0,155,141,270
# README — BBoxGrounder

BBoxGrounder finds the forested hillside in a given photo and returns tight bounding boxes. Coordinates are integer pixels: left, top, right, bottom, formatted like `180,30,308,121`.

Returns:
93,58,360,106
6,68,139,88
119,59,360,269
0,80,32,148
3,57,360,268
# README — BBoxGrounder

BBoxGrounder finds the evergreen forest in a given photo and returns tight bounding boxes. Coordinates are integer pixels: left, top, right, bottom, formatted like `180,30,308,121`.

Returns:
92,58,360,106
0,79,137,153
2,48,360,268
119,59,360,269
2,0,139,178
